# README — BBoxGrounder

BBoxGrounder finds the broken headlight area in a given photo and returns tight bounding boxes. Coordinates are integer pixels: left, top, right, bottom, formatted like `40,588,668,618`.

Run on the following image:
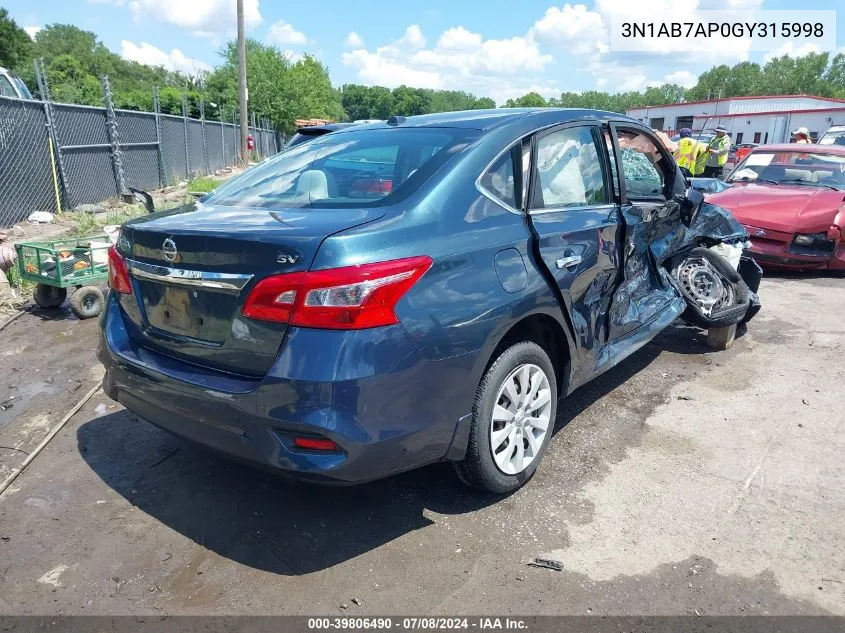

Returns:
788,232,836,256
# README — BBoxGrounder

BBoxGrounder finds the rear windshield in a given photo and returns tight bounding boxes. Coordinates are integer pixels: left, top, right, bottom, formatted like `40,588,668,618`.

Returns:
206,128,479,209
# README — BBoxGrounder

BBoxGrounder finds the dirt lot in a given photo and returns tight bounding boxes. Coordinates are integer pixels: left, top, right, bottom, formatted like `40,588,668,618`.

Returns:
0,274,843,615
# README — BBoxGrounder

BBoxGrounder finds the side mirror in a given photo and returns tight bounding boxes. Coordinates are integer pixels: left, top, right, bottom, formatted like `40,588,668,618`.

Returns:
675,187,704,227
129,187,155,214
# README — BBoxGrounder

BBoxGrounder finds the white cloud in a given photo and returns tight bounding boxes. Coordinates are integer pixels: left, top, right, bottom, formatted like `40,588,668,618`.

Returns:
535,0,761,93
397,25,427,50
266,20,307,46
341,23,554,103
341,49,442,89
125,0,261,35
344,32,364,48
120,40,211,75
764,42,820,62
436,26,482,51
24,25,42,39
532,4,608,55
664,70,698,88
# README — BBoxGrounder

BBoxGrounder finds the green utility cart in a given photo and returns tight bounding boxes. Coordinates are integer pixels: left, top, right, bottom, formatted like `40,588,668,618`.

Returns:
15,236,112,319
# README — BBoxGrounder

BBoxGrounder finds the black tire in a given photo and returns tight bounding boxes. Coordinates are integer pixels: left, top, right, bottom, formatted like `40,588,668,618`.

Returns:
69,286,104,319
672,247,750,329
455,341,558,494
33,284,67,309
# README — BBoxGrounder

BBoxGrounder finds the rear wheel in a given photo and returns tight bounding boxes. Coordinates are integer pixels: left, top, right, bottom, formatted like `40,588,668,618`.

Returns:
33,284,66,309
455,341,557,494
69,286,104,319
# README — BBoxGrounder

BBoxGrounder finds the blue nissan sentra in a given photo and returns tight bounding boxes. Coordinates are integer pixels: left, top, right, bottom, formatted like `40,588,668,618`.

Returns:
99,109,761,493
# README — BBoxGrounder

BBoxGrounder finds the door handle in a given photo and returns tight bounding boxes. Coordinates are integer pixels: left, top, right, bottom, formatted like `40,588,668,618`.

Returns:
556,255,582,269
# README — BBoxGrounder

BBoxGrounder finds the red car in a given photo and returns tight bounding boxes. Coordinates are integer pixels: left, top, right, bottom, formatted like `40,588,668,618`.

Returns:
709,144,845,271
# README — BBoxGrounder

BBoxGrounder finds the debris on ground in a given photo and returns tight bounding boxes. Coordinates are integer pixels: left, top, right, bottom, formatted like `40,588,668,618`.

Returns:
351,597,362,606
528,557,564,571
27,212,55,224
677,395,695,401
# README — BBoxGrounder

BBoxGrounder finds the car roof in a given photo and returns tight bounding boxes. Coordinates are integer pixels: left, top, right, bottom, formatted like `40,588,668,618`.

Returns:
350,108,641,132
750,143,845,154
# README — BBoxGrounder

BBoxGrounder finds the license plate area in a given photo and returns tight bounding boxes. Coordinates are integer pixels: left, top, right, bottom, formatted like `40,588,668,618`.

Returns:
140,282,234,343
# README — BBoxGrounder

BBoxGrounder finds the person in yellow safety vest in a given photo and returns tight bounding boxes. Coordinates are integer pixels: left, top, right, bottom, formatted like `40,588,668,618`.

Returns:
674,128,708,177
704,125,731,178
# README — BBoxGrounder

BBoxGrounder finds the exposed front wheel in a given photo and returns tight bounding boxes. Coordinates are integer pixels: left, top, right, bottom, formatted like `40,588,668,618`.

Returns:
455,341,557,494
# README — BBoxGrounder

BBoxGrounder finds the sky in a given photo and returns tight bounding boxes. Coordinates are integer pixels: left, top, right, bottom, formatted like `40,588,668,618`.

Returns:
4,0,845,105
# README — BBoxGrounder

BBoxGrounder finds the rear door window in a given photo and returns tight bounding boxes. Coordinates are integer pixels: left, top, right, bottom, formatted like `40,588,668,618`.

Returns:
207,128,479,209
530,125,607,209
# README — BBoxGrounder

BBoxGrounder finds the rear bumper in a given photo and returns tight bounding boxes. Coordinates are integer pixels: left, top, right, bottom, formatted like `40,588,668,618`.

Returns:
98,295,479,484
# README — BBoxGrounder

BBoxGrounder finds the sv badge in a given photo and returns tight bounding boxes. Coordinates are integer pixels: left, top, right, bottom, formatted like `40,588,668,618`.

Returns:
277,250,301,265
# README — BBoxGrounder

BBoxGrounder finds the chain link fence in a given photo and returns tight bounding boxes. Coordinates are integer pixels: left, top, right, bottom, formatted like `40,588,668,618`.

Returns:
0,81,281,228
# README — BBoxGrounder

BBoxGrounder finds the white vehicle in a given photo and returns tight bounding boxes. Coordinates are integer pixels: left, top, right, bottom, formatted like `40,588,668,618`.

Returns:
0,66,33,100
818,125,845,146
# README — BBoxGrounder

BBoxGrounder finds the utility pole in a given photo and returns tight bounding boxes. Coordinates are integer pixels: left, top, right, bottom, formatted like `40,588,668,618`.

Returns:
237,0,249,165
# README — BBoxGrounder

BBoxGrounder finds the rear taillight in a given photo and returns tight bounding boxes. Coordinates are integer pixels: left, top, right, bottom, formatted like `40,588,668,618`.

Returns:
242,256,432,329
108,246,132,294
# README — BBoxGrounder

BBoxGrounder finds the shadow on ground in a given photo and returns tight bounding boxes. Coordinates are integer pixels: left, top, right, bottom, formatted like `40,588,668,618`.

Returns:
77,323,711,577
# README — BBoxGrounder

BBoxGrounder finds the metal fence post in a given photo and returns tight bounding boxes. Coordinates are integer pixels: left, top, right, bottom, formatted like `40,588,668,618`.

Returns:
181,95,190,178
219,104,226,167
152,86,166,187
199,99,209,175
102,75,131,202
34,59,69,211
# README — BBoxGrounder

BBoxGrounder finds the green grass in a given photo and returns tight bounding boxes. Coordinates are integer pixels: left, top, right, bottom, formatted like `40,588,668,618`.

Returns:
186,177,221,194
61,204,148,238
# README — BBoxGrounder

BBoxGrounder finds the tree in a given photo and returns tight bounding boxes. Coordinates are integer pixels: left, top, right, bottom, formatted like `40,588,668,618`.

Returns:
0,7,33,71
824,53,845,97
503,92,547,108
391,85,432,116
206,39,343,134
45,54,102,105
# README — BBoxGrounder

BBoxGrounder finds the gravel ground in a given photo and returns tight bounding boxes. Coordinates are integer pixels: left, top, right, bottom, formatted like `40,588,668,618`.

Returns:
0,274,842,615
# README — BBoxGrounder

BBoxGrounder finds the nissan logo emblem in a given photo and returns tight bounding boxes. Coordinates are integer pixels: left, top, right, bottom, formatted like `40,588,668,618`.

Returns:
162,238,178,263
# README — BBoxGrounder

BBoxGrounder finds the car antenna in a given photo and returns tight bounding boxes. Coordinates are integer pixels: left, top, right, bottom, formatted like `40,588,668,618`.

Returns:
387,115,406,126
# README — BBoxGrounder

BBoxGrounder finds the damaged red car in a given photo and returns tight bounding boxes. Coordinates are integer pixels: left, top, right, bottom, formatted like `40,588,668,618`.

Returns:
709,144,845,271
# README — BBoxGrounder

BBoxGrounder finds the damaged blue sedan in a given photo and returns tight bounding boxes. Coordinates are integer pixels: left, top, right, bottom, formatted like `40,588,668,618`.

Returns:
99,109,760,493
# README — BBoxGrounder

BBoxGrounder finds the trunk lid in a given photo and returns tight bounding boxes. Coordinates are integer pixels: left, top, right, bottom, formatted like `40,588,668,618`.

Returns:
117,203,385,376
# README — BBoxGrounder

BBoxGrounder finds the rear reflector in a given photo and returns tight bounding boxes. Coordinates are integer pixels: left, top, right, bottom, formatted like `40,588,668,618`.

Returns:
108,246,132,294
242,256,432,329
294,436,339,451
